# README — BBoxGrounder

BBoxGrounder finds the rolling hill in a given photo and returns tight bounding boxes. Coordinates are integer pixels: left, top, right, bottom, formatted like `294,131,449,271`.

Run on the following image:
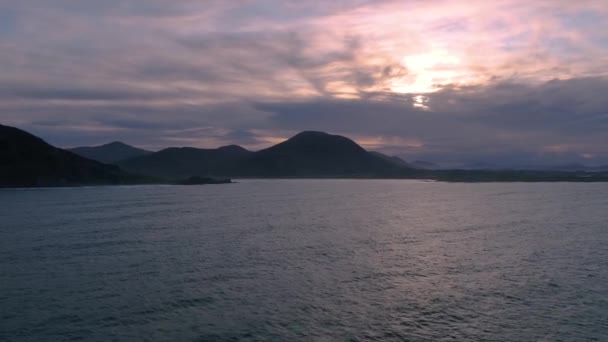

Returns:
117,131,411,179
0,124,146,187
117,144,253,179
4,124,608,185
69,141,151,163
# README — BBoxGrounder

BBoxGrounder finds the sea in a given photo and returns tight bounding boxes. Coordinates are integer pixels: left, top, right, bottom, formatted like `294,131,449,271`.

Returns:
1,180,607,341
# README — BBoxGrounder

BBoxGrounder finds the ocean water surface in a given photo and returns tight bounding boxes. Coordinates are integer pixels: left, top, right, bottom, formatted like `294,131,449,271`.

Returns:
1,180,607,341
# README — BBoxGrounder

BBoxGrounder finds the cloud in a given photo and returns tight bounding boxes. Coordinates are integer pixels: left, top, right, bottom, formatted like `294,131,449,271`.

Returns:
254,77,608,164
0,83,182,101
1,0,607,165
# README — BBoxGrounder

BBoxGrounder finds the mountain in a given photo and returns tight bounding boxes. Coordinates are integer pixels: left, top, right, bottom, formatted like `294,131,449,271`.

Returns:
470,163,608,172
5,124,607,184
369,153,441,170
411,160,441,170
460,162,502,170
536,163,608,172
118,131,411,179
69,141,151,163
0,124,145,187
241,132,408,177
541,163,589,172
369,151,410,168
117,144,253,179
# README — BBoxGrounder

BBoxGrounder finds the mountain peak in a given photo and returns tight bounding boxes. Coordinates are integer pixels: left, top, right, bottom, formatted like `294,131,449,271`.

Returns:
104,141,132,148
266,131,366,155
287,131,347,143
239,131,408,177
217,144,250,153
292,131,331,138
69,141,151,164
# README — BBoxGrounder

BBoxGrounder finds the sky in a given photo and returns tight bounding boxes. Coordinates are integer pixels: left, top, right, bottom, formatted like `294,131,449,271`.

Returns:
1,0,608,166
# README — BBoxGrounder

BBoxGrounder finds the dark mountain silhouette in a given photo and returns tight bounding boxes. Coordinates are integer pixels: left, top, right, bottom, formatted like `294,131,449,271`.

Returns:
369,151,410,168
117,144,253,179
539,163,588,172
118,131,410,178
4,124,608,184
240,132,408,177
369,152,441,170
0,124,146,187
177,176,232,185
461,162,503,170
115,131,608,181
69,141,151,163
455,162,608,172
411,160,441,170
535,163,608,172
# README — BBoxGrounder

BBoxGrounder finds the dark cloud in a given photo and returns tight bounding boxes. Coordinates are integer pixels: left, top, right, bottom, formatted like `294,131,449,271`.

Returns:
218,129,266,147
3,75,608,165
254,77,608,164
0,84,177,101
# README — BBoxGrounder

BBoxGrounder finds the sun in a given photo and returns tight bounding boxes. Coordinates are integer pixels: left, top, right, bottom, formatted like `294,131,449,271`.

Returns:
390,49,468,94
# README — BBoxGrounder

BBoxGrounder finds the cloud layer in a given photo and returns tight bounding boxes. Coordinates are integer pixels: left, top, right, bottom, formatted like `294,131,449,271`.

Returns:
1,0,608,165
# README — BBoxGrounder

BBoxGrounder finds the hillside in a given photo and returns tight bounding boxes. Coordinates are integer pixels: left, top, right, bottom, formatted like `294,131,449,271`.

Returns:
411,160,441,170
117,144,253,179
5,124,608,184
117,131,411,179
0,124,145,187
240,132,408,177
369,151,410,168
69,141,151,163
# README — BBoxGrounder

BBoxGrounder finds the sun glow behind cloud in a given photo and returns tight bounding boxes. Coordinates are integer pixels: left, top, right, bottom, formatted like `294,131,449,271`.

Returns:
392,49,468,94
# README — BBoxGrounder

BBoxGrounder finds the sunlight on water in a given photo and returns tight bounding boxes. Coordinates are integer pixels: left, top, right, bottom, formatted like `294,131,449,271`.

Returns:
1,180,607,341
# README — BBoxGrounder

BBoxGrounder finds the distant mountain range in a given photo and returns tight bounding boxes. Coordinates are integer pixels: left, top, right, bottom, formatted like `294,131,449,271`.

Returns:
457,162,608,172
69,137,608,174
369,151,410,168
116,131,409,179
526,163,608,172
117,144,254,179
68,141,151,163
410,160,442,170
3,123,608,187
